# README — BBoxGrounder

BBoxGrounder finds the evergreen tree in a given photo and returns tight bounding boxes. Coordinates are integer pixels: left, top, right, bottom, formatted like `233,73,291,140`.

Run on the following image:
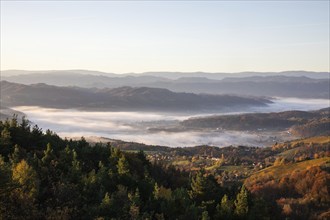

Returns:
69,149,82,183
248,197,270,220
10,145,23,164
171,188,199,220
0,127,12,158
71,149,81,172
0,155,17,219
99,192,112,217
117,155,130,175
110,185,130,218
215,194,233,219
129,188,141,219
154,182,160,200
9,116,18,128
234,185,249,219
189,171,207,203
201,210,210,220
101,192,111,208
41,143,54,164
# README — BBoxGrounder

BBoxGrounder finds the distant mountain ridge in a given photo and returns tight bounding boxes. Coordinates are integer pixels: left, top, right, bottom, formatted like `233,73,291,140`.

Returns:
140,70,330,80
0,81,270,112
221,75,323,83
1,69,329,79
1,70,329,98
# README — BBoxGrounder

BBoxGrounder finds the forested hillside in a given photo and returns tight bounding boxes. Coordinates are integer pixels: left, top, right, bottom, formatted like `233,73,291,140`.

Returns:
0,117,329,219
181,108,330,137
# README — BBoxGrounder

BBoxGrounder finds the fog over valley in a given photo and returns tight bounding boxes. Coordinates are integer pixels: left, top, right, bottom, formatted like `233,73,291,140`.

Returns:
11,98,329,147
1,72,329,147
1,2,330,219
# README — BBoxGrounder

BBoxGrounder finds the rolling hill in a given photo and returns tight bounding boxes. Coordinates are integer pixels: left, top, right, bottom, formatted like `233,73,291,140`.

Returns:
0,81,270,112
180,108,330,137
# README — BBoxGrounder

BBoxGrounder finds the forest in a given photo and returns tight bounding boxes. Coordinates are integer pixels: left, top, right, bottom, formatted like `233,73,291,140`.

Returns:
0,117,329,220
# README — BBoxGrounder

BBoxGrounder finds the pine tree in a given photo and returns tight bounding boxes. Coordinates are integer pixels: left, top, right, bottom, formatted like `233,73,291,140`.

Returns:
130,188,141,206
153,183,172,201
101,192,111,209
201,210,210,220
153,182,160,200
41,143,54,164
71,149,81,172
129,188,141,219
234,185,249,218
0,127,12,157
99,192,112,217
117,155,129,175
189,171,210,204
10,145,22,164
0,156,12,219
215,194,233,219
68,149,82,183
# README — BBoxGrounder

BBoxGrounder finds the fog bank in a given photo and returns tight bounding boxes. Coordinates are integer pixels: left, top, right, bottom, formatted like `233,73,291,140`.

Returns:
11,98,329,147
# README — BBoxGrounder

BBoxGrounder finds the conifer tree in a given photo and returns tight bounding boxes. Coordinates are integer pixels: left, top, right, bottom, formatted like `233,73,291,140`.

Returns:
0,127,12,157
10,144,22,164
189,171,207,203
71,149,81,172
201,210,210,220
101,192,111,209
215,194,233,219
129,188,141,219
234,185,249,218
99,192,112,217
117,155,129,175
153,182,160,200
41,143,54,164
68,149,82,184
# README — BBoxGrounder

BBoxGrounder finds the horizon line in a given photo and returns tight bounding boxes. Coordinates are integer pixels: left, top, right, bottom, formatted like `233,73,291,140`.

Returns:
1,69,329,75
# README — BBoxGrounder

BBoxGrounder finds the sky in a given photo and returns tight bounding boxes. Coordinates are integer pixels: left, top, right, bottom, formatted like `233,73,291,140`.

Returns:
1,1,329,73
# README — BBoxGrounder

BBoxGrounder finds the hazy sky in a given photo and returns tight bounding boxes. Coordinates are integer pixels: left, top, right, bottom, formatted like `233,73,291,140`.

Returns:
1,1,329,73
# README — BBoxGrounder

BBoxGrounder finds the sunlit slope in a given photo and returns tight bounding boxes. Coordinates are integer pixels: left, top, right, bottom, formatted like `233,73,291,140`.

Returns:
246,157,329,183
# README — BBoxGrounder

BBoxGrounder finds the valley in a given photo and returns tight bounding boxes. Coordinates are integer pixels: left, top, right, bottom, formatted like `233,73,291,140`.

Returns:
0,71,329,220
0,70,329,220
5,100,328,147
1,1,329,219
